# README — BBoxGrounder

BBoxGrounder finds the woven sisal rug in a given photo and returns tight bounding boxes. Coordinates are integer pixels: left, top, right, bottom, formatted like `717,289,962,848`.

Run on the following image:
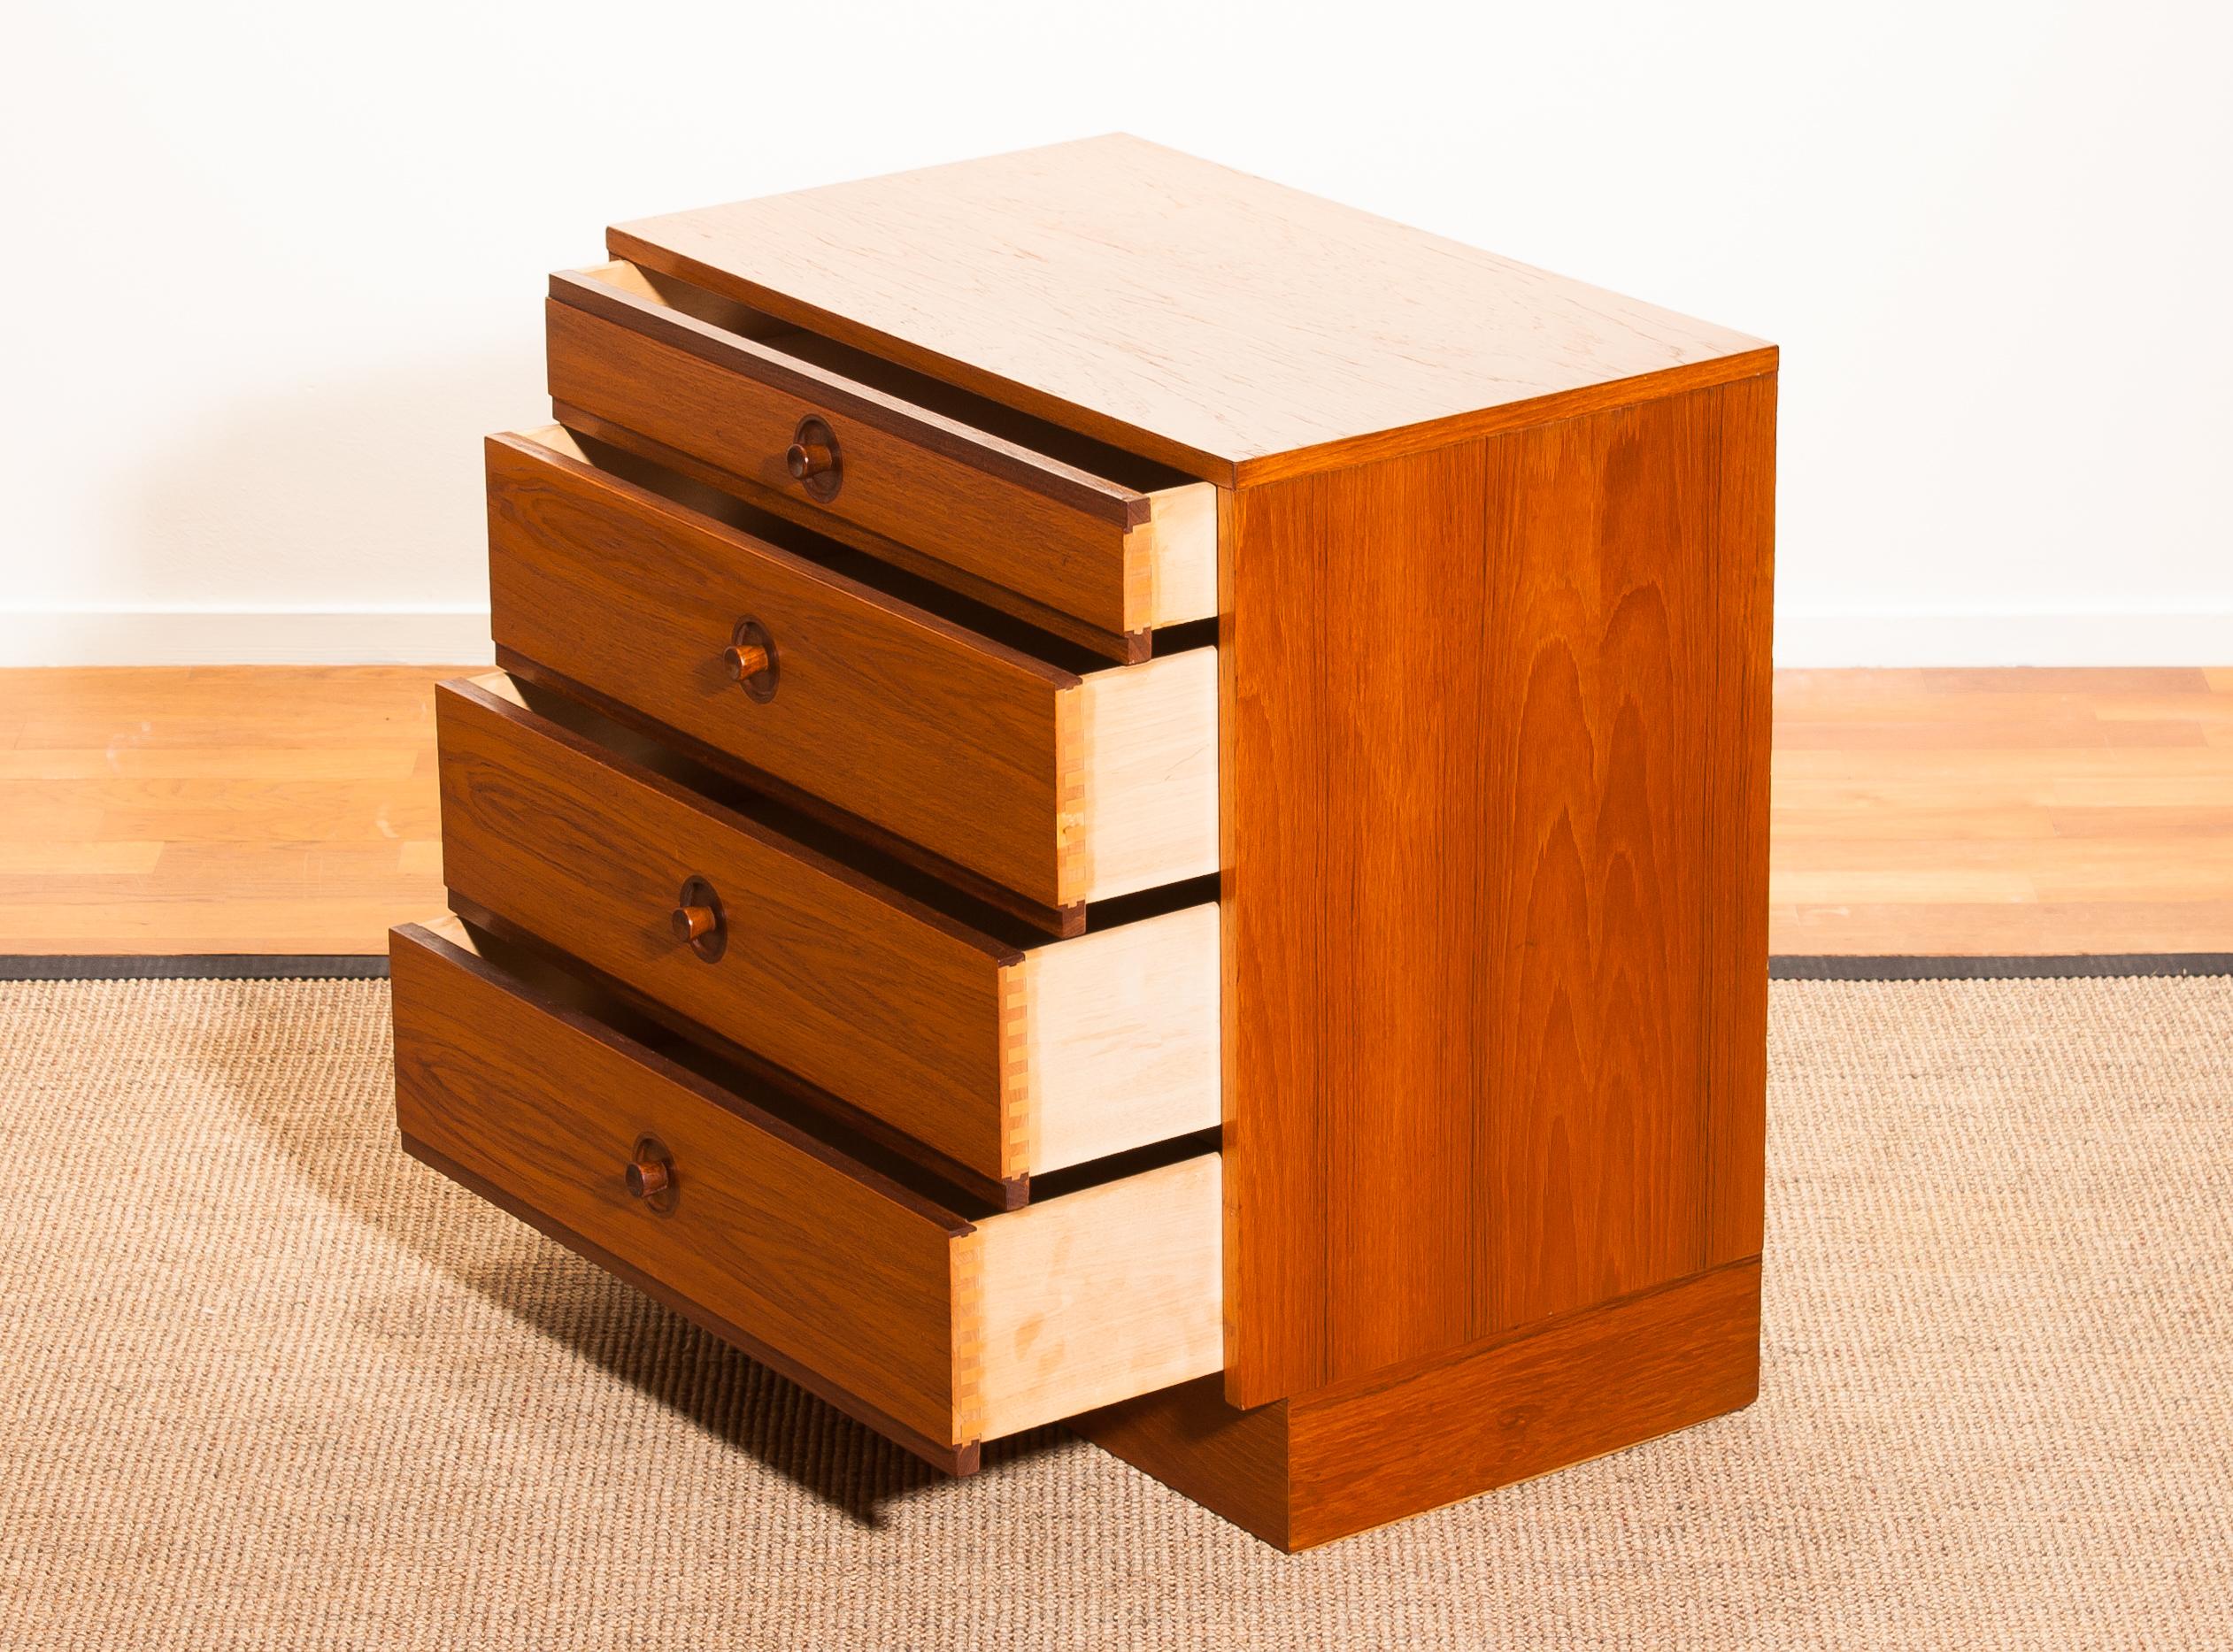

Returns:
1,973,2228,1649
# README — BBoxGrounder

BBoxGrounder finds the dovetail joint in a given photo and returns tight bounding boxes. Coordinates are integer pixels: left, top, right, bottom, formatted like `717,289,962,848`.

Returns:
951,1229,987,1447
997,959,1033,1180
1120,516,1156,637
1054,684,1090,906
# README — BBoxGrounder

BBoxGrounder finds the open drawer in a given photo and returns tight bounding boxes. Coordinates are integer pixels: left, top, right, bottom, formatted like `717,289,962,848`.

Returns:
487,423,1215,931
545,259,1215,657
392,917,1221,1472
435,672,1219,1203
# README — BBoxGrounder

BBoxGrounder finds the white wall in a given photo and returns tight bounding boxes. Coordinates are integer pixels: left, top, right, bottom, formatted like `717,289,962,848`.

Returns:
2,0,2227,666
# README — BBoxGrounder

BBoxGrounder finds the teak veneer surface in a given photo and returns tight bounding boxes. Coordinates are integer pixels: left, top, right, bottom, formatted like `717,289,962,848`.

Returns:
1222,374,1777,1403
611,135,1773,484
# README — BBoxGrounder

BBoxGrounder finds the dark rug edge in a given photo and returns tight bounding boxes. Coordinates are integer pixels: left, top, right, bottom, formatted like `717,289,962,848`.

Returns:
3,954,2229,983
1773,954,2233,980
0,956,391,981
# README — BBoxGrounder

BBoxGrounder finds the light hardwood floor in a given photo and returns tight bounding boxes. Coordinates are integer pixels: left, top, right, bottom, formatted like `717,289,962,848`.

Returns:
3,665,2229,956
0,668,449,953
1772,666,2233,954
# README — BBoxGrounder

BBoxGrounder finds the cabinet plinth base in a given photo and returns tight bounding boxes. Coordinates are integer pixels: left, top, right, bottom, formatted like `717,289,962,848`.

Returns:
1074,1257,1762,1551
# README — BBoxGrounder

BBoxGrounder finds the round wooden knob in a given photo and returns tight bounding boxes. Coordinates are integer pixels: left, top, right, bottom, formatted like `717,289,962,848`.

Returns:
674,875,727,961
625,1153,671,1199
727,619,778,703
785,441,835,481
786,417,842,501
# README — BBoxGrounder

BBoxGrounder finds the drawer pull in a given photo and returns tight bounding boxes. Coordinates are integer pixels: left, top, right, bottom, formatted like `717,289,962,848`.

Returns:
726,618,779,703
672,875,728,962
622,1135,677,1212
784,416,843,501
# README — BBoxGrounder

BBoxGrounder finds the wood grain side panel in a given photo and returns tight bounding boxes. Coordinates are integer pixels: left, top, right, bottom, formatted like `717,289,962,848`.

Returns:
1226,446,1488,1402
1476,390,1716,1331
1225,379,1775,1402
1702,376,1778,1264
1221,472,1326,1403
433,678,1018,1179
485,431,1071,909
1282,1259,1762,1550
389,922,967,1448
547,299,1137,635
1325,444,1488,1372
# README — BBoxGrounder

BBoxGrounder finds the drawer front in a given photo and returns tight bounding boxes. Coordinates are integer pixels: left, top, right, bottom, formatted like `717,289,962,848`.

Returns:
487,426,1215,918
391,918,1223,1461
434,674,1220,1187
436,673,1013,1182
391,918,972,1458
546,266,1213,645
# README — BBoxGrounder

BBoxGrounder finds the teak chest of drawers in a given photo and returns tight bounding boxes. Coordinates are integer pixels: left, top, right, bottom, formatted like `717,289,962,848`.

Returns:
390,135,1776,1552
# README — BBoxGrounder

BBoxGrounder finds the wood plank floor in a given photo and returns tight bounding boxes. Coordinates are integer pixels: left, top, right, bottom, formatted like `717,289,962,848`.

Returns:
1772,666,2233,954
3,665,2229,956
0,668,450,954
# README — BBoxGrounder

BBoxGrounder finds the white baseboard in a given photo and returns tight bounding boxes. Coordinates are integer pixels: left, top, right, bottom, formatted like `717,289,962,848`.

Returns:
1775,611,2233,668
0,609,497,666
0,606,2223,671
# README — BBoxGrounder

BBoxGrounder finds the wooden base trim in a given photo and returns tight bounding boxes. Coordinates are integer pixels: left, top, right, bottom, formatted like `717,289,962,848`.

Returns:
1073,1372,1294,1548
1286,1258,1761,1548
401,1130,983,1477
1075,1258,1761,1551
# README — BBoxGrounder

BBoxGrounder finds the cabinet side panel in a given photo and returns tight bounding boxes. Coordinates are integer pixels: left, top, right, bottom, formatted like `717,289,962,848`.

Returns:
1226,448,1490,1403
1224,377,1776,1402
1702,374,1778,1263
1222,473,1329,1401
1477,389,1715,1330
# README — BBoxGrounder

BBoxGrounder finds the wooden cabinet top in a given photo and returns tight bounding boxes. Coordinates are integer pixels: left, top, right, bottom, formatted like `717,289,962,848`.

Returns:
609,134,1775,486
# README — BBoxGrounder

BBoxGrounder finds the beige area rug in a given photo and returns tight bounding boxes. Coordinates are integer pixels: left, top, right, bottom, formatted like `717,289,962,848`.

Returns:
1,974,2229,1650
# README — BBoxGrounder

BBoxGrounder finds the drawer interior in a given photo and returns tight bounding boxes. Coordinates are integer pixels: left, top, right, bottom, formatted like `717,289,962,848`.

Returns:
394,915,1220,1462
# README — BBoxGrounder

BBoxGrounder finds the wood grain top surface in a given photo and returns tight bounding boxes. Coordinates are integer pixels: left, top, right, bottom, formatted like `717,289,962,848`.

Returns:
610,135,1774,483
